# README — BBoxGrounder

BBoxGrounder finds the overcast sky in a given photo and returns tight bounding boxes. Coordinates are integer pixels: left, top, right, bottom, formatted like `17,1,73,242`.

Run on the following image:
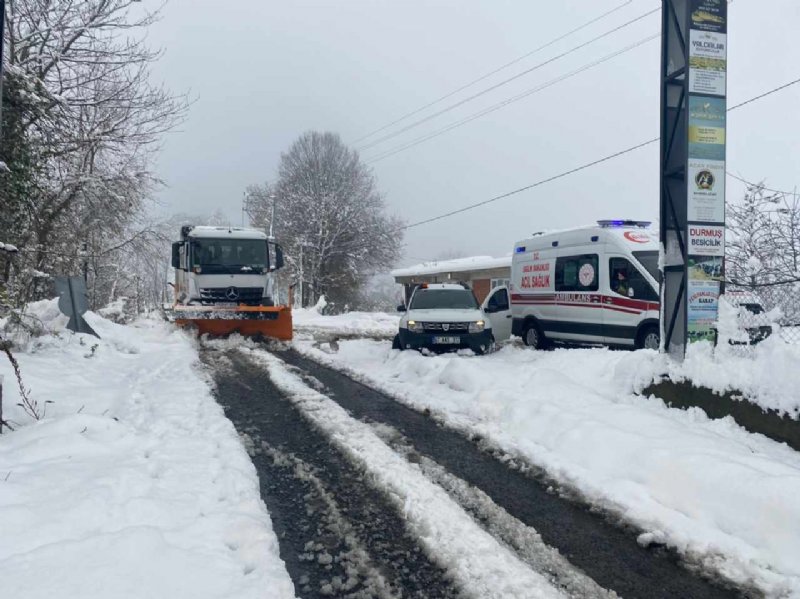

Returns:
146,0,800,265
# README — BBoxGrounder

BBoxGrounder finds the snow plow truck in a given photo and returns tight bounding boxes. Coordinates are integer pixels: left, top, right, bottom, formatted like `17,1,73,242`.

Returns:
169,225,292,340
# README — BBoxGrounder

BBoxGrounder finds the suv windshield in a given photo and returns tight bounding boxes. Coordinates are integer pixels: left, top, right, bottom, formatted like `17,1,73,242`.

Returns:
633,251,659,281
191,238,267,273
410,289,478,310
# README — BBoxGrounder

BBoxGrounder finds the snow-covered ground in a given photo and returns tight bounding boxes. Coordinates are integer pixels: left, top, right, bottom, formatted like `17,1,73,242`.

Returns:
295,333,800,597
0,301,295,599
292,304,398,338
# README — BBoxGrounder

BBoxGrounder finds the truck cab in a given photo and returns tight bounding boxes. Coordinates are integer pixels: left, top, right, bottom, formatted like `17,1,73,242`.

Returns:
171,225,284,307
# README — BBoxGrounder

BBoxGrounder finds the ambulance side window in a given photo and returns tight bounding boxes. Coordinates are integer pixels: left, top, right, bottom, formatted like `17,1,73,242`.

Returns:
608,258,658,301
555,254,598,292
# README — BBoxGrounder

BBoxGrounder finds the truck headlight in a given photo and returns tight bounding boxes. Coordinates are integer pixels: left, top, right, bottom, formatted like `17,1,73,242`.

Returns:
469,320,485,333
407,320,424,333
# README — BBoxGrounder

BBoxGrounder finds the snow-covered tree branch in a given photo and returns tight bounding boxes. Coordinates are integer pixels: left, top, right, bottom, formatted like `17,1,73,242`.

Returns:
245,131,403,310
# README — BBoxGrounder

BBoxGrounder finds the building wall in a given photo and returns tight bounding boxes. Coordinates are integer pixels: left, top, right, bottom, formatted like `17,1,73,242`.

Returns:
471,278,491,303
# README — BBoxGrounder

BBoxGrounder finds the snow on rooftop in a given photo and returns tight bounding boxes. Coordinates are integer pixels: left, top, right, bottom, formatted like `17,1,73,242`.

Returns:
392,255,511,279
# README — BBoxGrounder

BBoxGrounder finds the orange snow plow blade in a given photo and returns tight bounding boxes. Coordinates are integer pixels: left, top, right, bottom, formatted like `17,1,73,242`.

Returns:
173,305,293,340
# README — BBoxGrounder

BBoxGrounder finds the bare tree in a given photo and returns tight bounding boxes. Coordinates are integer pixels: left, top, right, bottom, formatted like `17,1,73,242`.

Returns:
726,181,800,324
0,0,188,311
246,131,403,310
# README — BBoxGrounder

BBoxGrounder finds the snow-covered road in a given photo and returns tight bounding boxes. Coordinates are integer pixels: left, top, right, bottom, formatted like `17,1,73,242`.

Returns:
294,336,800,597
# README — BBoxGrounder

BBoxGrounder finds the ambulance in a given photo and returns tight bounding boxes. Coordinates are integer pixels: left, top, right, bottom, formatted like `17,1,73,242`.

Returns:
501,220,661,349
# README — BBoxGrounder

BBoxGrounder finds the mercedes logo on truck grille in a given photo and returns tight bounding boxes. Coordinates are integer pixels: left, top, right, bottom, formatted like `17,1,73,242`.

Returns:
225,287,239,301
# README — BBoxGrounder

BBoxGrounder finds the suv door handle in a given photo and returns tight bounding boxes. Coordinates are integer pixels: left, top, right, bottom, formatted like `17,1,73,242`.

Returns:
506,314,512,318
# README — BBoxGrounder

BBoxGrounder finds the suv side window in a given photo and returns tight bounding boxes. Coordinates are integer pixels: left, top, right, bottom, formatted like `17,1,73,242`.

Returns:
609,257,658,301
487,288,509,311
555,254,599,292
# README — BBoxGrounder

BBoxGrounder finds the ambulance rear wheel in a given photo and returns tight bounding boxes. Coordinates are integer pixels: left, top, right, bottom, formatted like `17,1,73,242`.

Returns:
523,322,546,349
637,325,660,350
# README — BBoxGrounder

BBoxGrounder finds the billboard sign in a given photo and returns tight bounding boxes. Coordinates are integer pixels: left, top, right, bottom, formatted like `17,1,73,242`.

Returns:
685,0,727,345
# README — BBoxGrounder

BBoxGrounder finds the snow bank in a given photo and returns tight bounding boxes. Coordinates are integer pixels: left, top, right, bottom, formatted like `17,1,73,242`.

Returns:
0,301,295,599
621,337,800,419
292,306,399,338
295,339,800,597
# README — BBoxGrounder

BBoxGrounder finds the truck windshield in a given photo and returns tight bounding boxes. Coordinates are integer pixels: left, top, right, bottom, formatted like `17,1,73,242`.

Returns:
633,251,659,281
410,289,478,310
191,238,268,273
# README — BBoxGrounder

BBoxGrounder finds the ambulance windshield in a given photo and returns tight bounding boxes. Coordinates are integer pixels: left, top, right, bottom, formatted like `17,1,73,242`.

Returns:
632,251,658,280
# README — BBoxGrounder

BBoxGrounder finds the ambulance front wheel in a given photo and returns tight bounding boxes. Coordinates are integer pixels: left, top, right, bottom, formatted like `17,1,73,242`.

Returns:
523,322,547,350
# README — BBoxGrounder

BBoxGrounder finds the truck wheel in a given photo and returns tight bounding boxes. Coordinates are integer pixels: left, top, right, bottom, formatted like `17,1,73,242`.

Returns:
523,322,546,349
637,325,660,350
392,334,402,350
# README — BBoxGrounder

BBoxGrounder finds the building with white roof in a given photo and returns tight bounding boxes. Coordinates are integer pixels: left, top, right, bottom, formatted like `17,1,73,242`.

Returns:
391,255,511,304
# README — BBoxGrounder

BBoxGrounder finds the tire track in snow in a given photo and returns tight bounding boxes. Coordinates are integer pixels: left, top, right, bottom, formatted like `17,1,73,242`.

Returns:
238,346,569,599
205,348,461,599
271,345,747,599
363,421,617,599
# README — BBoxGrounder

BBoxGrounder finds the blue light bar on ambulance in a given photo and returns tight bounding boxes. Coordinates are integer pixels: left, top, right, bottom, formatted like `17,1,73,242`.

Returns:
597,220,652,228
515,246,526,253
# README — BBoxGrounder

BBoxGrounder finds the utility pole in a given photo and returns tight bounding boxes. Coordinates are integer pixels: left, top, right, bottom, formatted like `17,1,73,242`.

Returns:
268,194,276,239
297,240,304,309
0,0,8,171
659,0,728,359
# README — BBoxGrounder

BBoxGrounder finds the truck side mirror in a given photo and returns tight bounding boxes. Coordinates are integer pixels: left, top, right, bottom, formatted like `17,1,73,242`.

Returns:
273,244,285,270
397,304,406,312
171,242,181,269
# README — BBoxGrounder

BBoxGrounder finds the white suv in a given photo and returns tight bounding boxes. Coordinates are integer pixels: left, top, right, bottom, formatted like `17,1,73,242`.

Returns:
394,283,494,354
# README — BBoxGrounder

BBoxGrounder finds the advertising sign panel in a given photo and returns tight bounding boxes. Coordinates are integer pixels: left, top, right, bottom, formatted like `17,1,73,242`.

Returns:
688,225,725,256
688,96,726,161
685,0,727,346
687,279,721,342
688,159,725,222
689,30,726,96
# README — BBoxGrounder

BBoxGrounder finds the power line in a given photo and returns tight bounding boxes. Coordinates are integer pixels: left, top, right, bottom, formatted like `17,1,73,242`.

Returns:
726,172,798,196
366,33,660,164
356,6,661,153
726,76,800,111
396,77,800,232
351,0,636,146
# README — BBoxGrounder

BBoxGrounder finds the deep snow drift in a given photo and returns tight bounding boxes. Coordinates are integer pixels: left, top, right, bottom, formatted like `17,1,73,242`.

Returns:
296,331,800,597
0,302,295,599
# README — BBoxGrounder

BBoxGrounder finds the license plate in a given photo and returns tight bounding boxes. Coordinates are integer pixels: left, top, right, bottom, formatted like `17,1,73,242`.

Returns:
433,336,460,344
